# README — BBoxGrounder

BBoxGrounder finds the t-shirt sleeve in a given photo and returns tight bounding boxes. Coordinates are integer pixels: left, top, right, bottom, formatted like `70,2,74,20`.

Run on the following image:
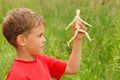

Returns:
48,57,67,80
38,54,67,80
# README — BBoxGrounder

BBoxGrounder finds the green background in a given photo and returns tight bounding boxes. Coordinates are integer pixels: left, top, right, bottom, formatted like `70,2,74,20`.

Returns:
0,0,120,80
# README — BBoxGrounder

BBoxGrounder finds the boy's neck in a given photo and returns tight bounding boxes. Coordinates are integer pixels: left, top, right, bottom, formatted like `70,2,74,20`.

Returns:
16,47,35,61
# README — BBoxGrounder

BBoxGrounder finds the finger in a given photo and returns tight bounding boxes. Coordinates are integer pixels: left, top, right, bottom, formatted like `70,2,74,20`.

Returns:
78,22,87,31
81,25,87,31
72,22,76,31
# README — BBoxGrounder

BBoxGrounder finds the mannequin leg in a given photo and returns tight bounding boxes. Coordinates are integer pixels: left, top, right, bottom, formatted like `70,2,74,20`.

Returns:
67,30,79,47
77,29,94,41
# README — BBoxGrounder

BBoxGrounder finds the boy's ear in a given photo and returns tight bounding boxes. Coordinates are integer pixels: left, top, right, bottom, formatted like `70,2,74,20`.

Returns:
16,34,26,47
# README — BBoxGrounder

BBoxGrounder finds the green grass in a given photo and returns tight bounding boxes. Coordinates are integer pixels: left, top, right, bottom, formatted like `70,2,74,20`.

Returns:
0,0,120,80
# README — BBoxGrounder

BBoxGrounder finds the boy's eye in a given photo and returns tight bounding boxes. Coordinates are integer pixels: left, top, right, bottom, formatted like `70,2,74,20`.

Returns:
38,33,43,37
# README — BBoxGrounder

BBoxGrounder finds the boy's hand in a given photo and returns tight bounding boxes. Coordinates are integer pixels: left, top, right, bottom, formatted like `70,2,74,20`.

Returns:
72,21,87,41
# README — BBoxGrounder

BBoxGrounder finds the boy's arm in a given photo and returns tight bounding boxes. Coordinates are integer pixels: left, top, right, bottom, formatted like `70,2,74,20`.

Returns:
65,22,87,74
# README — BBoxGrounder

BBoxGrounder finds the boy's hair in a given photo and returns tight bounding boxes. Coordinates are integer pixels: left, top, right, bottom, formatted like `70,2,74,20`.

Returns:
2,8,45,47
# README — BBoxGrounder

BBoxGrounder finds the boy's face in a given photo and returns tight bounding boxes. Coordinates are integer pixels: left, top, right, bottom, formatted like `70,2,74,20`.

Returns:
25,25,46,56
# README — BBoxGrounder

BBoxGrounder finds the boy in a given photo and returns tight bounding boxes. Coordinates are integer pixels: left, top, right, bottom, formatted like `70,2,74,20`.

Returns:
2,8,87,80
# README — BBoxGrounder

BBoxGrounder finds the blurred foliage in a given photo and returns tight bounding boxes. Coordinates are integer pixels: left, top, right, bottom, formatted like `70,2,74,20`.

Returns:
0,0,120,80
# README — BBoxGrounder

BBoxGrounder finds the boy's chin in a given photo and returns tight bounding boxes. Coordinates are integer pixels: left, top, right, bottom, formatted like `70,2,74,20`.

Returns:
32,54,40,57
35,51,43,56
40,50,43,53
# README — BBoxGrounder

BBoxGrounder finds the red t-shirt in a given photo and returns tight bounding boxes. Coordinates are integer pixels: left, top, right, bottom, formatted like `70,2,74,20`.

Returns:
6,54,67,80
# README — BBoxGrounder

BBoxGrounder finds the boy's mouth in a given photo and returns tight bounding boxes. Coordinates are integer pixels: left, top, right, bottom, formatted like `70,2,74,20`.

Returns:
41,45,44,49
